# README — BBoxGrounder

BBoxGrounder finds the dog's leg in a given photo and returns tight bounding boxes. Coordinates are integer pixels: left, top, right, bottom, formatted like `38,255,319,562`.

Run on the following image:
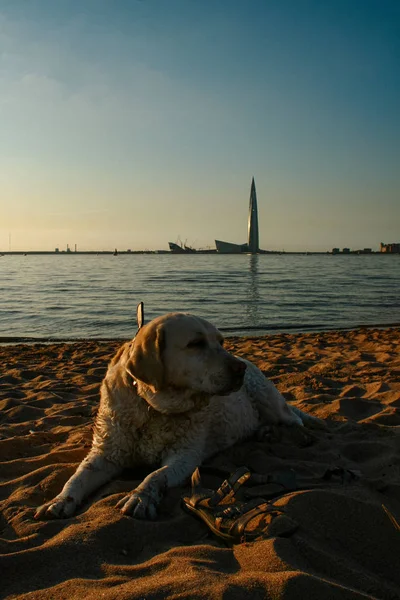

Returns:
35,450,122,519
289,405,327,429
243,360,314,427
116,451,200,520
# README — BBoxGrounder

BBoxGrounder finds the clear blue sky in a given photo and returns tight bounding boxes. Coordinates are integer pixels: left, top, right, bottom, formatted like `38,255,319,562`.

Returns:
1,0,399,251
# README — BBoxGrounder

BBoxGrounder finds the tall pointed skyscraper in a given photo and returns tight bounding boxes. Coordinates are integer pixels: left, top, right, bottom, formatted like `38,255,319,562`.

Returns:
247,177,259,253
214,177,262,253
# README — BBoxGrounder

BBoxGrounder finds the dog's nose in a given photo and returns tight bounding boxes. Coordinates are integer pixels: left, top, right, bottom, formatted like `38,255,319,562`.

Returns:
231,359,246,374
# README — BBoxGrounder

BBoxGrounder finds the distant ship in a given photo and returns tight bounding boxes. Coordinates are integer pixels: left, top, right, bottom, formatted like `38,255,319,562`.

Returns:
168,240,197,253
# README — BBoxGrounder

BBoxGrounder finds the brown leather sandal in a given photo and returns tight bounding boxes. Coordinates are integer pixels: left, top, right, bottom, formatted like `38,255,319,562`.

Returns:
182,467,291,544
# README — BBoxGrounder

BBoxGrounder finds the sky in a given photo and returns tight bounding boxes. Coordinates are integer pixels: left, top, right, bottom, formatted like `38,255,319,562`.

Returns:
0,0,399,252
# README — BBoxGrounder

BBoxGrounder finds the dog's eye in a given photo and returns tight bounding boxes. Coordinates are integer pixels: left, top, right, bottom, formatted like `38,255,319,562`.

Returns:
187,339,206,349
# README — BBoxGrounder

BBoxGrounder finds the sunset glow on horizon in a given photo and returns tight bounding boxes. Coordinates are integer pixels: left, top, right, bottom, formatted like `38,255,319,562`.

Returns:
1,0,399,252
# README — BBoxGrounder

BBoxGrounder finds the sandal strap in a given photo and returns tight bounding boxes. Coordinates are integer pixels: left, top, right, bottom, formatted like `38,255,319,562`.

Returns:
186,491,212,508
208,466,251,507
227,498,282,539
185,469,210,508
184,466,251,511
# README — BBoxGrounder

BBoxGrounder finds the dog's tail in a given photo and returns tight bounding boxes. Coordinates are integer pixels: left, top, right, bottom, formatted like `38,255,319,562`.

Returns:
137,302,144,330
289,405,327,430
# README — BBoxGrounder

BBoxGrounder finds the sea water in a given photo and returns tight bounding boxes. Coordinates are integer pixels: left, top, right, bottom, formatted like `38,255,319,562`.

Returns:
1,253,399,340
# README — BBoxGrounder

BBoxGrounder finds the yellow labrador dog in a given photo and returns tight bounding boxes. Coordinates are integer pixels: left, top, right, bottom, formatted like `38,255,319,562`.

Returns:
35,312,321,520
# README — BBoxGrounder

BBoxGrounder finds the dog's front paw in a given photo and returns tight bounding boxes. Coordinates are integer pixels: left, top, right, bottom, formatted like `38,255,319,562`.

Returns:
116,490,158,520
34,495,78,520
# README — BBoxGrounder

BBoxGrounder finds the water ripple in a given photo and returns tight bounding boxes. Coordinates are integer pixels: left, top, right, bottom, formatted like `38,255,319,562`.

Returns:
0,254,399,338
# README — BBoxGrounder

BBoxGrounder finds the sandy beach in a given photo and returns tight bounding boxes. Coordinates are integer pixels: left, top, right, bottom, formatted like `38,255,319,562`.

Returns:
1,327,400,599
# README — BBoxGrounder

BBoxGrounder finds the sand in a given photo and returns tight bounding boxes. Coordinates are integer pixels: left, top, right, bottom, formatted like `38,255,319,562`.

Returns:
1,328,400,599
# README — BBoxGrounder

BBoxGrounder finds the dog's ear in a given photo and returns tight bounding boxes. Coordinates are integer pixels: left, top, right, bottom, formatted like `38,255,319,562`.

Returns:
127,323,165,392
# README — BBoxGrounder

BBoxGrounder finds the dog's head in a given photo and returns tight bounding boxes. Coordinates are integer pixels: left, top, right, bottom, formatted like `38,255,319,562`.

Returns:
126,313,246,398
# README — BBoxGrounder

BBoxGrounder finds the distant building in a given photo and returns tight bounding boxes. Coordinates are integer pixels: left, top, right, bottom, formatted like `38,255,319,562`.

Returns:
333,247,373,254
215,178,260,253
247,177,259,253
214,240,248,253
380,242,400,253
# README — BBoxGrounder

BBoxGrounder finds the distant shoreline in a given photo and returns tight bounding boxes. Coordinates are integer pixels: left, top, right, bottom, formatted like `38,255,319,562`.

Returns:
0,250,397,256
2,322,399,345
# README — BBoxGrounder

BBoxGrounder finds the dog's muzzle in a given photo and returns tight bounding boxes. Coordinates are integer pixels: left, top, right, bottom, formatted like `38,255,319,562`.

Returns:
218,359,246,395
